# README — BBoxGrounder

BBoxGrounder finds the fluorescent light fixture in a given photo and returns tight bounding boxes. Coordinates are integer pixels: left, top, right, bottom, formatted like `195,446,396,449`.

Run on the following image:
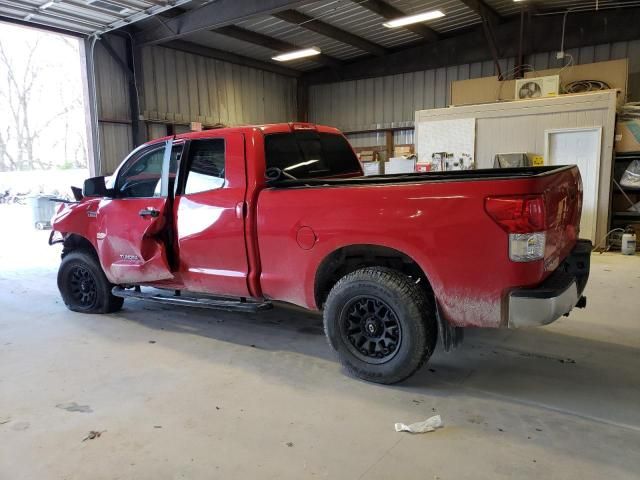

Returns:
272,47,321,62
383,10,445,28
39,0,56,9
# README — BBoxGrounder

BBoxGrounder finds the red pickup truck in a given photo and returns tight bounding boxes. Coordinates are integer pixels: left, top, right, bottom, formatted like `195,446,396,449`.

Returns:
50,123,591,384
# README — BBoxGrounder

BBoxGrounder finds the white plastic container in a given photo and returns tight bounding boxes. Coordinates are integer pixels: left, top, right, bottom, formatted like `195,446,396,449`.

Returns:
621,232,637,255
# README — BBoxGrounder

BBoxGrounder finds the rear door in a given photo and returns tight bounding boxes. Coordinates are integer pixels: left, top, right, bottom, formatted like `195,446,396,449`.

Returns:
96,140,182,284
173,132,250,297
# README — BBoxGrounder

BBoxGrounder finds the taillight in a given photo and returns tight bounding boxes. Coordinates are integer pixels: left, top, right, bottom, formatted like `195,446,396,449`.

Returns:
485,195,546,233
485,195,547,262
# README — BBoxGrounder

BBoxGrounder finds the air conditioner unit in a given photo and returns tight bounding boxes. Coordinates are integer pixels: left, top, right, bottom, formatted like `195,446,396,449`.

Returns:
515,75,560,100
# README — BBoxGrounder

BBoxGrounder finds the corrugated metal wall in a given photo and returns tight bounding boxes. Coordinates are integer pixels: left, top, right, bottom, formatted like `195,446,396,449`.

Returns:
140,45,297,127
93,37,640,171
310,40,640,145
92,41,298,174
93,35,134,174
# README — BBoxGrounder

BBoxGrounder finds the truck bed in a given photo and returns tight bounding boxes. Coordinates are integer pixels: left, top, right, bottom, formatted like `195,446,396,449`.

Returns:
268,165,573,188
256,164,582,328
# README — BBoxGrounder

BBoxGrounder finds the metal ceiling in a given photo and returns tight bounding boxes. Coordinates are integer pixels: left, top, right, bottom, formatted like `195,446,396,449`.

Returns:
1,0,639,71
0,0,200,35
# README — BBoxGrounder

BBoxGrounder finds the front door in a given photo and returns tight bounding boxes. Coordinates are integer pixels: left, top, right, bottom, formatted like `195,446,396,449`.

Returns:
96,140,182,285
174,133,250,297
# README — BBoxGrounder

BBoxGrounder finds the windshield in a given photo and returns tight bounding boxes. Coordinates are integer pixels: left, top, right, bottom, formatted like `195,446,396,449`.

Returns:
264,131,361,179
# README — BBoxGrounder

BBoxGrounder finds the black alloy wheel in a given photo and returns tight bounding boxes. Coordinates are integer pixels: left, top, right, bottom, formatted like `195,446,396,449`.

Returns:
58,250,124,313
69,265,98,309
340,296,402,364
323,267,438,384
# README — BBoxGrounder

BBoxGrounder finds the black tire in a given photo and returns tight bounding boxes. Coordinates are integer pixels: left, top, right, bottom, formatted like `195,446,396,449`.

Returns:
323,267,437,384
57,250,124,314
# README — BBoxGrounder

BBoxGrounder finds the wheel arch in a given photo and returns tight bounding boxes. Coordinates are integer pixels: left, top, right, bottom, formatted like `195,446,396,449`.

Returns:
61,233,98,259
314,244,433,310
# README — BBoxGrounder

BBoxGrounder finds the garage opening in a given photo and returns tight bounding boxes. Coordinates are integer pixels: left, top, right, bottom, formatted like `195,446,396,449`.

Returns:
0,23,88,270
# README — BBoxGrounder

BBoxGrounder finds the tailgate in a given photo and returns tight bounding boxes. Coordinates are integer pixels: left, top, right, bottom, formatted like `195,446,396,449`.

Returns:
484,165,583,279
540,166,582,274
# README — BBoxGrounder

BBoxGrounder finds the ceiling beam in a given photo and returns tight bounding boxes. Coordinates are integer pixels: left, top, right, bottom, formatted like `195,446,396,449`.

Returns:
458,0,500,25
356,0,439,42
272,9,387,56
134,0,320,46
213,25,342,68
162,39,302,77
303,6,640,84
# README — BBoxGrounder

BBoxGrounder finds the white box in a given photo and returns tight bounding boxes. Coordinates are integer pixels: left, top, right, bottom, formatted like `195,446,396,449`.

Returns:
363,162,382,176
385,157,416,174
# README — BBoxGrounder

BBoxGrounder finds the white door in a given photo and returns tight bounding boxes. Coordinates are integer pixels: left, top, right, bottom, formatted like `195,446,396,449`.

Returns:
545,127,602,242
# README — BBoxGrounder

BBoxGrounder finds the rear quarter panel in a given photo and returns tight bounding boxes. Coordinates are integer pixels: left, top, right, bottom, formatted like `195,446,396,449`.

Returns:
256,168,579,328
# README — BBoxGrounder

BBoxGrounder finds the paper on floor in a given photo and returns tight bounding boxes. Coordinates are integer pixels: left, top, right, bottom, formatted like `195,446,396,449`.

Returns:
395,415,443,433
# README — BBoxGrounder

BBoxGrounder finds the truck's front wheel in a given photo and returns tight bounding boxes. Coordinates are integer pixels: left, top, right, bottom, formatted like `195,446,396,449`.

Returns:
323,267,437,384
58,250,124,314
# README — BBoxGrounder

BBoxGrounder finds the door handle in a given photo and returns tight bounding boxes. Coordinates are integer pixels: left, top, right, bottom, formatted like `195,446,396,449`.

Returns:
139,208,160,218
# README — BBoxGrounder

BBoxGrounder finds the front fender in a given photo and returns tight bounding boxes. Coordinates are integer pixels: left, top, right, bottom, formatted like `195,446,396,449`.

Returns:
51,198,101,253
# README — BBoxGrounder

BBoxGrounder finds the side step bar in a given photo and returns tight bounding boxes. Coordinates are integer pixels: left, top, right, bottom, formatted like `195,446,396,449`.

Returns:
112,287,272,313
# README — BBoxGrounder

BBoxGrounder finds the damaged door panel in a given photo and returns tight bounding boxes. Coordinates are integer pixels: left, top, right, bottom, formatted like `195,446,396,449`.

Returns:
95,140,180,284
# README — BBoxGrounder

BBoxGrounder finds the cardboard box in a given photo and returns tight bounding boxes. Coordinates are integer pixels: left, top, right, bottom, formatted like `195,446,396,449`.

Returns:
358,150,377,162
615,119,640,153
393,145,413,157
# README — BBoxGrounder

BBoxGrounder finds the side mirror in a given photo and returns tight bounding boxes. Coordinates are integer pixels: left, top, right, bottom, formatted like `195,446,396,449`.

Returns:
83,176,113,197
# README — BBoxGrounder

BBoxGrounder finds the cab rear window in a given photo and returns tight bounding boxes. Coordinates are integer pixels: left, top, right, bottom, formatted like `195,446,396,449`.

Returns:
264,131,361,179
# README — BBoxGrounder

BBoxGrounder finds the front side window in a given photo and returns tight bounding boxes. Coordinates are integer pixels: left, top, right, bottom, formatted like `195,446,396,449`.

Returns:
116,144,183,198
183,139,225,195
117,148,164,198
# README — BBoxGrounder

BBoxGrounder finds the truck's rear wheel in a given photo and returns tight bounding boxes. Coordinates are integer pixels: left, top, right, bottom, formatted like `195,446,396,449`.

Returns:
58,250,124,314
323,267,437,384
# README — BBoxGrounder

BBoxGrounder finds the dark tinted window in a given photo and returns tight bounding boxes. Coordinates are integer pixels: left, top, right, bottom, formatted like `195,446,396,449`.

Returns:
184,139,225,194
264,131,360,179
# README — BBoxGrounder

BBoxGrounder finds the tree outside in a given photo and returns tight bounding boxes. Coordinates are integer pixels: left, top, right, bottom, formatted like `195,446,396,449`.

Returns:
0,23,87,173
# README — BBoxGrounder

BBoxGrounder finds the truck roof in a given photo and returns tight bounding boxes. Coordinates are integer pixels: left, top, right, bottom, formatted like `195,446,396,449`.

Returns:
144,122,343,146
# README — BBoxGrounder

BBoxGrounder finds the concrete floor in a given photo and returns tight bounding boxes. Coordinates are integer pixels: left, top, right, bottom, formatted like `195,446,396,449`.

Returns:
1,204,639,479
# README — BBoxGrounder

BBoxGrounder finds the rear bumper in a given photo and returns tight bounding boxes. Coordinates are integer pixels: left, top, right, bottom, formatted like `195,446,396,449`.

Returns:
507,239,591,328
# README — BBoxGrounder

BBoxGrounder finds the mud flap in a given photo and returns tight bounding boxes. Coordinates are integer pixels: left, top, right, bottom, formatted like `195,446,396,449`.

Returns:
436,303,464,352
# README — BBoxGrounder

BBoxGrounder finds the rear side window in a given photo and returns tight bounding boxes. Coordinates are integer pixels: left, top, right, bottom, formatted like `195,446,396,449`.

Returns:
264,131,360,179
183,139,225,194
